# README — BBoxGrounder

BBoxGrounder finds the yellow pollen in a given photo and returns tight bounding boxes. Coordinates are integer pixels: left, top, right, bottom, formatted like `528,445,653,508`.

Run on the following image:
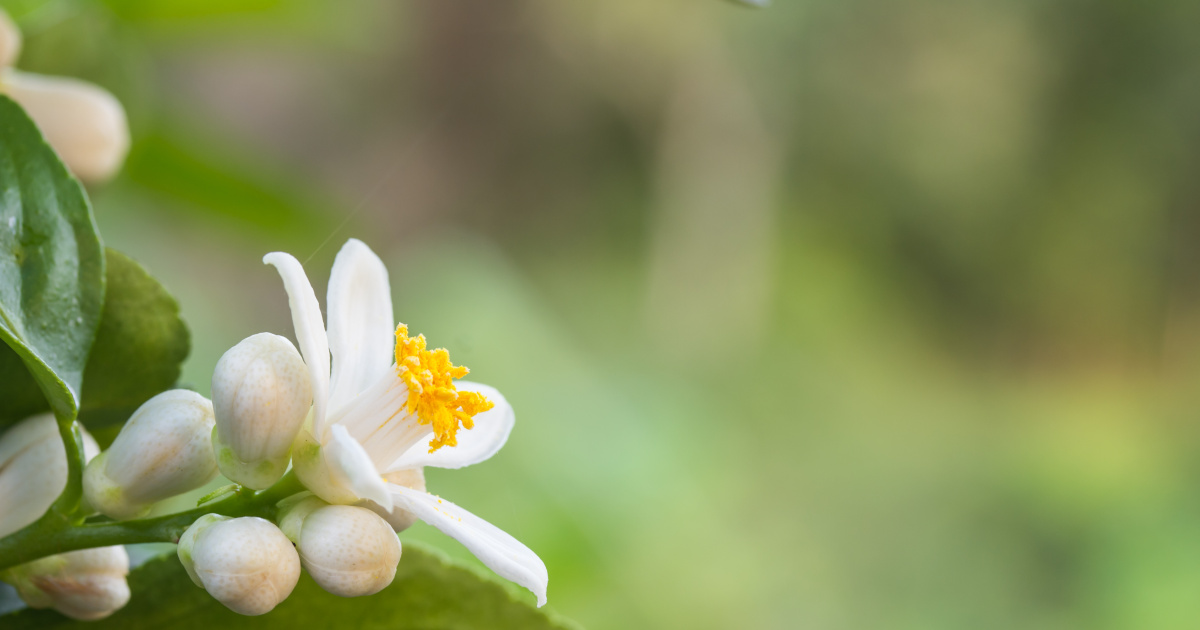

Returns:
394,324,493,452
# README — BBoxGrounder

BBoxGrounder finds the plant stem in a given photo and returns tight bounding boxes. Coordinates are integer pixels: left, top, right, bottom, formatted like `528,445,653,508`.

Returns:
0,473,304,571
49,419,85,519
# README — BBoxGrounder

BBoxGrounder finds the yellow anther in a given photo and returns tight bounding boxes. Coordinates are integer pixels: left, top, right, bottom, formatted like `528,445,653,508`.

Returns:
394,324,493,452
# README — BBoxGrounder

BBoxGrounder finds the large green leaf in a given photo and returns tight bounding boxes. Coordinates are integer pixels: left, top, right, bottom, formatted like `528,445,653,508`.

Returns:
0,95,105,422
76,249,189,437
0,249,190,436
2,544,576,629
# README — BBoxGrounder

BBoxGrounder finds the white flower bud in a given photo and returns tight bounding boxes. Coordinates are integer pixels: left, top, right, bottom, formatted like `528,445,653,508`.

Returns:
0,8,20,68
0,414,100,537
84,390,219,520
3,546,130,620
211,333,312,489
277,497,401,597
365,468,426,532
0,69,129,182
177,514,300,616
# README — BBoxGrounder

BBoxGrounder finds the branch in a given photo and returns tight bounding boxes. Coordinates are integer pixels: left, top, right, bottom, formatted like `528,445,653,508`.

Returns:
0,473,303,572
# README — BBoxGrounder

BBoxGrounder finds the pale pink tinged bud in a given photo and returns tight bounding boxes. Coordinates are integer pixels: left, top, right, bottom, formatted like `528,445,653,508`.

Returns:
0,69,129,182
0,414,99,537
4,546,130,621
178,515,301,616
211,333,312,489
278,497,401,597
0,8,20,68
84,390,218,520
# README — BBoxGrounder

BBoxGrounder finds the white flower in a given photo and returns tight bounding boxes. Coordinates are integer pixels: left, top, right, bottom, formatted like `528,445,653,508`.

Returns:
277,494,401,597
0,414,100,538
263,238,547,606
2,546,130,621
83,390,219,519
211,332,313,489
0,8,129,183
178,514,300,616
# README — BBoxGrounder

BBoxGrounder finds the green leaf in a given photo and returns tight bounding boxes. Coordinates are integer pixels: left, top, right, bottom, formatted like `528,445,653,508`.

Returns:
1,544,576,629
0,95,105,423
76,249,190,436
0,249,190,436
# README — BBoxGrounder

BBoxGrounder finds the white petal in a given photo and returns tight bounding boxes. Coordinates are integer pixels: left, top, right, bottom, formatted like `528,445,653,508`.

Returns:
264,252,330,438
326,239,395,416
388,485,547,607
80,426,100,463
0,69,129,183
327,425,392,512
385,382,513,472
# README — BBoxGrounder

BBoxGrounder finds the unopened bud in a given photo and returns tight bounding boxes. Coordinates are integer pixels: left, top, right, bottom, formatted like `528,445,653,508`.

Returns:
0,69,129,182
178,514,300,616
84,390,219,519
0,8,20,68
211,333,312,489
277,496,401,597
3,546,130,620
0,414,99,537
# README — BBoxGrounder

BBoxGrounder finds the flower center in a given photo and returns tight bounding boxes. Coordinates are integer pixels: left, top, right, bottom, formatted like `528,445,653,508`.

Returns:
394,324,493,452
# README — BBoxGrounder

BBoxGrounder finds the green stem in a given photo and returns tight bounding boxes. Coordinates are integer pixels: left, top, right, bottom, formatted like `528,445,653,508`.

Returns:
0,473,304,572
49,418,86,519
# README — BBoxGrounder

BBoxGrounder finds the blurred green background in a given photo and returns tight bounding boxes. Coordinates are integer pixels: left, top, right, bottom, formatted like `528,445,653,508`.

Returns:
8,0,1200,627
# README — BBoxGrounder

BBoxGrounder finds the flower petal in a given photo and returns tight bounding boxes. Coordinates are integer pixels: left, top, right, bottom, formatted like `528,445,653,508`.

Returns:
327,239,395,416
385,382,513,472
327,424,392,511
264,252,330,438
388,484,547,607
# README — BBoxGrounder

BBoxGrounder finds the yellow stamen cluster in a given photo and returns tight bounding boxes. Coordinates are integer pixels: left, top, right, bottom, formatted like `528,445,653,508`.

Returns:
394,324,493,452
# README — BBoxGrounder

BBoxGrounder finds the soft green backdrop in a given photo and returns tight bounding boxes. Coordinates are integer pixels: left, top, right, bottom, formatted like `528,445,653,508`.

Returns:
6,0,1200,628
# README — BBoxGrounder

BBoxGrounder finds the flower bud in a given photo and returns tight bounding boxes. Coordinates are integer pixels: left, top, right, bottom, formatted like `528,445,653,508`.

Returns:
0,414,100,537
0,69,129,182
3,546,130,620
178,514,300,616
211,333,312,489
0,8,20,68
277,496,401,597
84,390,219,520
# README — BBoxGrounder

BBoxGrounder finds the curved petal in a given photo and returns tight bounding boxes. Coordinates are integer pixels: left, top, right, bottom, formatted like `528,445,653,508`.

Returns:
264,252,330,438
388,484,547,607
327,239,395,416
327,424,392,511
385,382,513,472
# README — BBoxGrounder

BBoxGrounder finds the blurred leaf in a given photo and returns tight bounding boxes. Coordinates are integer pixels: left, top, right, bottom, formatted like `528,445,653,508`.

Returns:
99,0,284,22
1,544,575,629
123,131,335,242
0,249,189,437
0,95,104,423
76,249,190,435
